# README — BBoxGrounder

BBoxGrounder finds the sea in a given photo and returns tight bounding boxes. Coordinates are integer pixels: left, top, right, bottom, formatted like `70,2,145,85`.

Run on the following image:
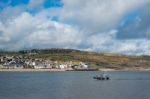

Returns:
0,71,150,99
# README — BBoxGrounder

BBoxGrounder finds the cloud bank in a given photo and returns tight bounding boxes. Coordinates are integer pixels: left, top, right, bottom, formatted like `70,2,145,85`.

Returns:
0,0,150,55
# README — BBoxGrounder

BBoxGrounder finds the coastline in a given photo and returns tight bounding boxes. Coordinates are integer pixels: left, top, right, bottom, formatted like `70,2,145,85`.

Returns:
0,68,150,72
100,68,150,72
0,69,66,72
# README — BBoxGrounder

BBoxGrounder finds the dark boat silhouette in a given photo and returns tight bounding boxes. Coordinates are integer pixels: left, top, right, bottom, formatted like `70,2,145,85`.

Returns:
93,73,109,80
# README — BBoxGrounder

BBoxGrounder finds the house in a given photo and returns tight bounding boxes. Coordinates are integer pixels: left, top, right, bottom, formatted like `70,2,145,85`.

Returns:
45,64,52,69
80,62,88,69
71,65,80,69
32,62,36,66
59,64,67,69
3,61,17,69
32,64,47,69
44,60,53,69
0,65,3,68
0,57,4,63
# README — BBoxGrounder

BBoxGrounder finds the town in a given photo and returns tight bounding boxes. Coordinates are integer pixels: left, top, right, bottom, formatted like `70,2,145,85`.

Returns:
0,55,89,70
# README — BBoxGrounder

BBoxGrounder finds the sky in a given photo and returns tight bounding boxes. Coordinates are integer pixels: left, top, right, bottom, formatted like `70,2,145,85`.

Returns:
0,0,150,55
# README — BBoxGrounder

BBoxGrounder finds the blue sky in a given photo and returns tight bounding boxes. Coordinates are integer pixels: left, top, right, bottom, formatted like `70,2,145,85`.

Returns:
0,0,150,55
0,0,63,8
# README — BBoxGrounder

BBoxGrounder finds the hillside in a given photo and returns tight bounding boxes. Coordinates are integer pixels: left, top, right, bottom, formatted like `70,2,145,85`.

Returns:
1,48,150,70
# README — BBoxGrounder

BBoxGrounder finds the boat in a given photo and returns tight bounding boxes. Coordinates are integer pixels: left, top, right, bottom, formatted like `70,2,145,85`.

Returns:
93,73,110,80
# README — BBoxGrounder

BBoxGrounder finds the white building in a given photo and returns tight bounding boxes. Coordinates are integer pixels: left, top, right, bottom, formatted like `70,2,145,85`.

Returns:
80,62,88,68
3,61,17,69
59,64,67,69
32,62,36,66
33,64,47,69
46,64,52,69
0,65,3,68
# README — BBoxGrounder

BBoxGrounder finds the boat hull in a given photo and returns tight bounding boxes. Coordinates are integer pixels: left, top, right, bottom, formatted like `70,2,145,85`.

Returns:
93,76,109,80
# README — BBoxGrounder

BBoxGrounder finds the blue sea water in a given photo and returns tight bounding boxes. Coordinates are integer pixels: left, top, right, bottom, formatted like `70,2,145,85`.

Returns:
0,71,150,99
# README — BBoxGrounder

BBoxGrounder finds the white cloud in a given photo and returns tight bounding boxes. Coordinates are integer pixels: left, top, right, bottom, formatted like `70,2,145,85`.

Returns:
81,31,150,55
0,0,150,55
61,0,150,33
0,5,27,22
114,39,150,55
0,12,82,50
28,0,44,8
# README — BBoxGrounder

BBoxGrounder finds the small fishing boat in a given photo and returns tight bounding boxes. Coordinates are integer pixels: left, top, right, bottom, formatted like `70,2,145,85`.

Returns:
93,73,109,80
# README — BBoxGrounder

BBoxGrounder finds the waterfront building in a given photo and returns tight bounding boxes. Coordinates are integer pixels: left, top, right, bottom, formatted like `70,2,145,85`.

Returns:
32,64,47,69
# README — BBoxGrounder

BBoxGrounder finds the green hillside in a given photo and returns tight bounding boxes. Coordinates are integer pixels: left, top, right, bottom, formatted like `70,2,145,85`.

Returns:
1,48,150,70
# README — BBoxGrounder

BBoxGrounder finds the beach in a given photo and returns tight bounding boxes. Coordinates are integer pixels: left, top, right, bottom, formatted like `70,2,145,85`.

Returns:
0,69,66,72
1,68,150,72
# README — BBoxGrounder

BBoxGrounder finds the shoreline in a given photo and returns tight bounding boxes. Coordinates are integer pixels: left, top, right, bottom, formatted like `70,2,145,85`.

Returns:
99,68,150,72
0,68,150,72
0,69,66,72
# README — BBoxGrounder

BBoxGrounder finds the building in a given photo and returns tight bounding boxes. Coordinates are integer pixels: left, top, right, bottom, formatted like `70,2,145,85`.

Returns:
80,62,88,69
32,64,47,69
0,65,3,68
3,61,17,69
59,64,67,69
